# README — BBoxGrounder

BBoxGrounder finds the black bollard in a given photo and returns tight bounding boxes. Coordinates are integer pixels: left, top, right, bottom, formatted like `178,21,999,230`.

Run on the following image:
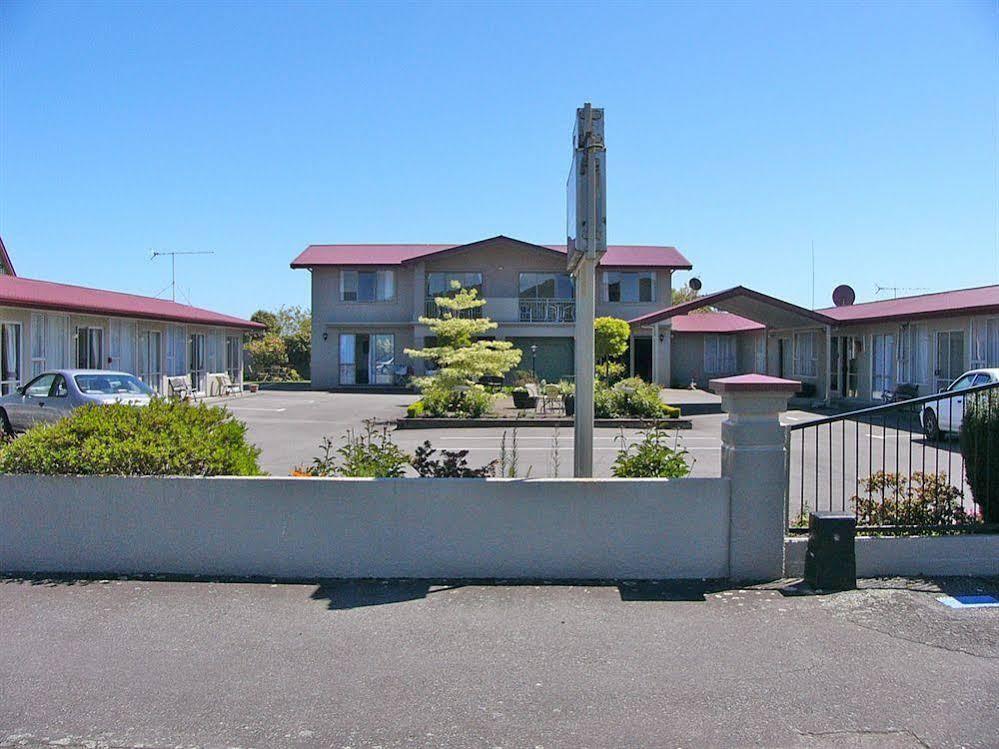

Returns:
803,511,856,591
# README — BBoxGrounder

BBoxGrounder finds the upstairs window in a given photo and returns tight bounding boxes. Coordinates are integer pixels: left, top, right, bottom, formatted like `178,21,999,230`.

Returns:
519,273,574,299
341,270,395,302
427,272,483,298
602,271,655,303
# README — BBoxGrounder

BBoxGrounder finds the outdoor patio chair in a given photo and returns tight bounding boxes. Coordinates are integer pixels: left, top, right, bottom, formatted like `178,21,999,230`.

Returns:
218,373,242,397
167,375,197,402
542,383,562,414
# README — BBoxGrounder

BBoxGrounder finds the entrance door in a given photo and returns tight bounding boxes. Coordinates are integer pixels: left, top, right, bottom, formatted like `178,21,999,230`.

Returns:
935,331,965,391
633,337,653,381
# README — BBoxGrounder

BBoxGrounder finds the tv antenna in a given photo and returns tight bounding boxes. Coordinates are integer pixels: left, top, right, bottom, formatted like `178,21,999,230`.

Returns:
874,283,929,299
150,249,214,302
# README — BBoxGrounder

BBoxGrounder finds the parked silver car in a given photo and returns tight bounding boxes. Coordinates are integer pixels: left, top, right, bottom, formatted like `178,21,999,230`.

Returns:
0,369,154,435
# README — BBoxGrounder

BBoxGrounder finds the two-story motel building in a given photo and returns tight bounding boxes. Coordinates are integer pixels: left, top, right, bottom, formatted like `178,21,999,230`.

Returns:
292,235,692,388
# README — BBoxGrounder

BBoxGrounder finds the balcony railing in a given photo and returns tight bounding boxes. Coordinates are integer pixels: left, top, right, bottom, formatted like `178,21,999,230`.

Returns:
424,298,483,319
519,298,575,323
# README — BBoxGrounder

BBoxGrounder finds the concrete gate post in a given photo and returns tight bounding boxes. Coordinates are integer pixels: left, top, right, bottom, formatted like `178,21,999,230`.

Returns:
710,374,800,581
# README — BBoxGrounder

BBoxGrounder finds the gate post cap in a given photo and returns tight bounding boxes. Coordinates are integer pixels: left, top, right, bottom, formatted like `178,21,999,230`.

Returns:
710,374,801,395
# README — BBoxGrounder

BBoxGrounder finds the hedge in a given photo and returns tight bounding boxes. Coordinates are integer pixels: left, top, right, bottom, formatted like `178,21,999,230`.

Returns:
0,399,262,477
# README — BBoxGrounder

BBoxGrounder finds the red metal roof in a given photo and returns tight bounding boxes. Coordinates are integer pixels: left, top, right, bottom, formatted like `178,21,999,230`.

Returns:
0,275,263,329
0,235,15,277
629,286,836,327
291,235,692,270
670,312,765,334
819,285,999,325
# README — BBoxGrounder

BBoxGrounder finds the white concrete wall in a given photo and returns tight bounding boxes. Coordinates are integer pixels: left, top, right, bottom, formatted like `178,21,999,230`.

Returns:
784,535,999,578
0,476,732,580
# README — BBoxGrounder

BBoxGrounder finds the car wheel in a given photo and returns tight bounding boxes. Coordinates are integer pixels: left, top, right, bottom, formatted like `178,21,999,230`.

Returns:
922,407,939,441
0,409,13,439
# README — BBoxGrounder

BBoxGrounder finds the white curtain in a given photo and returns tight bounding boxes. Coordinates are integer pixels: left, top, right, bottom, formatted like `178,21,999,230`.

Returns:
46,315,68,370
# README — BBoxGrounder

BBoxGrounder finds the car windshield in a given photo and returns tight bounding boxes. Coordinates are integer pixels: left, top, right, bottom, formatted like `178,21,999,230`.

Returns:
74,374,153,396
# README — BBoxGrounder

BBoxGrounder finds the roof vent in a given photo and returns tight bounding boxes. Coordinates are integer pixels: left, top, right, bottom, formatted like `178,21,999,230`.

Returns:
832,284,856,307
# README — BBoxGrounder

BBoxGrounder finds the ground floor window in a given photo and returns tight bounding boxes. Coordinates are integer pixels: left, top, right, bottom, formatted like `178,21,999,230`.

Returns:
44,315,69,371
339,333,395,385
226,335,241,382
935,330,964,391
900,325,930,386
138,330,162,392
704,335,737,374
1,321,22,395
76,326,104,369
972,317,999,369
793,331,817,378
872,333,897,397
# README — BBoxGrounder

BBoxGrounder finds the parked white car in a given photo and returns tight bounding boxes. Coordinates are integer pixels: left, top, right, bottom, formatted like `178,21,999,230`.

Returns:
920,368,999,440
0,369,154,435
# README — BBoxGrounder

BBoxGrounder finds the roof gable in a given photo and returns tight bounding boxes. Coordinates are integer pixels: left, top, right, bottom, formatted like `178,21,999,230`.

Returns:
0,235,15,277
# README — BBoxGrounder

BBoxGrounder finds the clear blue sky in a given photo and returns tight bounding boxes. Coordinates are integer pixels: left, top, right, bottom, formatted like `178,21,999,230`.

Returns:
1,1,997,318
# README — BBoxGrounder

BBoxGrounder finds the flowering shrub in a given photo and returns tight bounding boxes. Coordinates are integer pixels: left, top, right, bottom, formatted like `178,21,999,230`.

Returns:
594,378,680,419
412,441,495,477
852,471,973,527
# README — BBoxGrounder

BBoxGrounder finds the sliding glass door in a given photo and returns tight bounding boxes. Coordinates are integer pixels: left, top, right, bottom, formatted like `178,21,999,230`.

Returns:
339,333,394,385
935,331,965,391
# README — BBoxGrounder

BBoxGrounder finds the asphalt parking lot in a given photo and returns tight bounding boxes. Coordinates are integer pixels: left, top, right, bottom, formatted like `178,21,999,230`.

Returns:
224,390,734,478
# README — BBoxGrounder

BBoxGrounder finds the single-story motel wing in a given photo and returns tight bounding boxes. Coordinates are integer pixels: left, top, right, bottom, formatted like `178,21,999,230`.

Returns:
0,235,262,396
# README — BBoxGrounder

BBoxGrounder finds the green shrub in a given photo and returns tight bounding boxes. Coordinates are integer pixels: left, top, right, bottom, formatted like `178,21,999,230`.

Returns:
593,377,678,419
510,369,538,387
960,392,999,523
852,471,972,527
406,400,425,419
296,420,408,478
612,427,692,478
0,399,262,476
418,384,494,418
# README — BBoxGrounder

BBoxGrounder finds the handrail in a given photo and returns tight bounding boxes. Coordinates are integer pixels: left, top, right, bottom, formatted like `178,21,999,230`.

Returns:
787,380,999,431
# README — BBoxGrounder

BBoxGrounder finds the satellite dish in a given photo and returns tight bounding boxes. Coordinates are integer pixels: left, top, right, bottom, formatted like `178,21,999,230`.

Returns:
832,284,856,307
688,277,702,291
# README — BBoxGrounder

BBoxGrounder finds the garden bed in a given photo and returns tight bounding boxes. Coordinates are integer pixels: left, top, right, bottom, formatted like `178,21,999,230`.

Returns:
396,417,692,429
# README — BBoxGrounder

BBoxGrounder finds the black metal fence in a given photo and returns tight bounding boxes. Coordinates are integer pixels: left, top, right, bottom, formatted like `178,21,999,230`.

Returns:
785,381,999,533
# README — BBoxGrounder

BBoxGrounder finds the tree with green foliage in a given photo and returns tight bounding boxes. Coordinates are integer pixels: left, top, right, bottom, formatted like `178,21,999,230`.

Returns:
672,284,712,312
245,334,300,382
248,306,311,379
404,284,521,416
249,310,280,338
595,316,631,380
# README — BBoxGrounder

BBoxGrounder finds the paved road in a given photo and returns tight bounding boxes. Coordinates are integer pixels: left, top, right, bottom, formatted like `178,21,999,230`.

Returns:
1,576,996,748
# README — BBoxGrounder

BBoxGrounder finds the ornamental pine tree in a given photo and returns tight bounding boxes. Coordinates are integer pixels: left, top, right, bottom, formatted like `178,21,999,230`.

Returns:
404,284,522,414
